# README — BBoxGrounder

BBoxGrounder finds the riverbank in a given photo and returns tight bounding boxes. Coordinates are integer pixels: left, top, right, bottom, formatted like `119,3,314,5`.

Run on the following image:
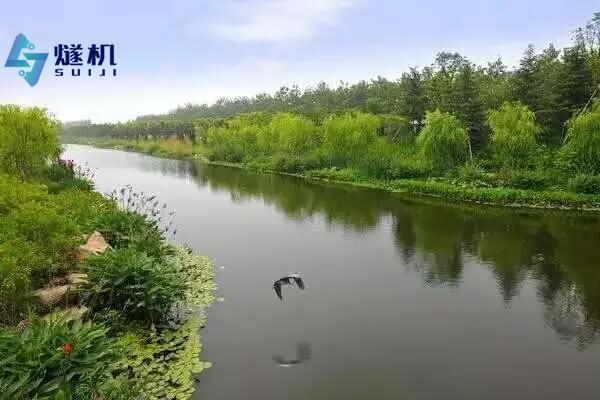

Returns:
0,106,216,400
65,138,600,212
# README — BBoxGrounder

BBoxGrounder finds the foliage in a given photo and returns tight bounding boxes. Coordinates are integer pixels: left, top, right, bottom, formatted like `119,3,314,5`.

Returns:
417,110,468,170
106,246,216,400
0,105,60,180
0,202,79,284
82,248,187,324
113,316,211,400
0,174,46,215
568,174,600,194
0,315,114,400
321,112,380,166
94,207,169,259
42,159,95,194
487,102,539,169
500,170,550,190
562,102,600,173
269,113,318,155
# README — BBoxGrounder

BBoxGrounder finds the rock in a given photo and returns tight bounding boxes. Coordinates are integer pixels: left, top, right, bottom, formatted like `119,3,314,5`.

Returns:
35,285,73,307
35,273,87,307
77,231,111,259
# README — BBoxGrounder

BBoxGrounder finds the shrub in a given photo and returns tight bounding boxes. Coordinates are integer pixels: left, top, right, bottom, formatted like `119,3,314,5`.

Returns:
0,202,79,283
487,102,539,169
94,208,168,259
0,315,114,399
0,174,47,215
0,105,60,180
322,112,380,166
501,170,550,190
358,139,429,180
269,113,318,155
568,175,600,194
0,252,36,326
417,110,468,171
43,163,94,194
562,102,600,173
82,248,187,324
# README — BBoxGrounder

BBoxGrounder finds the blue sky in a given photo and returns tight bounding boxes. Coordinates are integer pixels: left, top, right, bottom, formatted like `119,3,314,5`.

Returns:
0,0,598,122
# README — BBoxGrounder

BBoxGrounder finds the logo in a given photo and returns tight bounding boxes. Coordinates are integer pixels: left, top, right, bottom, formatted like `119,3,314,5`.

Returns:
4,33,48,87
4,33,118,86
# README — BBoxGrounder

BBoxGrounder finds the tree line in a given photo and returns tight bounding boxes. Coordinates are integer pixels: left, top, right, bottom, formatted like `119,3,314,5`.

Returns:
62,13,600,149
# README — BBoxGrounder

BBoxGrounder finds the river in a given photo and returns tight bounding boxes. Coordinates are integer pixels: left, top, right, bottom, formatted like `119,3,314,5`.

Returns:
64,144,600,400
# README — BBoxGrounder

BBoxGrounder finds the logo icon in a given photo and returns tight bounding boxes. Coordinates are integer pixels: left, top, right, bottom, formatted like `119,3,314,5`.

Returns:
4,33,48,87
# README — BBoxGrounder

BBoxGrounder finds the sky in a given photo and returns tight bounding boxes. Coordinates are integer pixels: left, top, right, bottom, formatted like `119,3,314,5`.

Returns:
0,0,599,122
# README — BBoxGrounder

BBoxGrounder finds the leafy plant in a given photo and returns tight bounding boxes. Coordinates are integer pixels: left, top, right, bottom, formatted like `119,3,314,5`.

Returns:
562,102,600,173
0,315,114,400
487,102,539,169
82,248,187,324
417,110,468,171
568,174,600,194
0,105,60,180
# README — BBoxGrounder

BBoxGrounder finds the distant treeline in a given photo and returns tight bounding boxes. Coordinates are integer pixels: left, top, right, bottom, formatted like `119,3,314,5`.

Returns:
63,13,600,148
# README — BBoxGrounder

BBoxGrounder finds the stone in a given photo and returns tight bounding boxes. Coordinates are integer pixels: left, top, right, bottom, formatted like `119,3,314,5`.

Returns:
34,285,73,307
77,231,111,259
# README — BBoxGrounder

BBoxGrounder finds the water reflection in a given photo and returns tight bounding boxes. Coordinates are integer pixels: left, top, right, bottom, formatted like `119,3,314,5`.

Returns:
189,161,600,348
272,342,312,367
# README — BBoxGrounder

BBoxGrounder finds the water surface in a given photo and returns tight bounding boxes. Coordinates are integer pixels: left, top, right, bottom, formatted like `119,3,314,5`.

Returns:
65,145,600,400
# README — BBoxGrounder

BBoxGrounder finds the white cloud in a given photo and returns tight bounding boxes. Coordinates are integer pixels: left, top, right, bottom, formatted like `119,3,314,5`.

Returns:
209,0,353,43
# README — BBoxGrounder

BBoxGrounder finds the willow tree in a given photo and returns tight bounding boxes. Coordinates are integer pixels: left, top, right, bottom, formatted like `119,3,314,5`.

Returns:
487,102,539,169
417,110,468,171
562,102,600,173
0,105,59,180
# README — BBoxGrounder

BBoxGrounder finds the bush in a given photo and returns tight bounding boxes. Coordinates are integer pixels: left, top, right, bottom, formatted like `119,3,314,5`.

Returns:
0,174,47,215
0,252,36,326
82,248,187,324
43,162,94,194
269,113,318,155
500,170,550,190
0,202,79,283
358,139,429,180
322,112,380,166
417,110,468,171
94,208,169,259
0,315,115,399
562,102,600,173
0,105,60,180
568,175,600,194
487,102,539,169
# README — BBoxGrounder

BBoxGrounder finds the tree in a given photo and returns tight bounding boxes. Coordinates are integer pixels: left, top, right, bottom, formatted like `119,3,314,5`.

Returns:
0,105,59,180
561,102,600,173
487,102,539,169
417,110,468,170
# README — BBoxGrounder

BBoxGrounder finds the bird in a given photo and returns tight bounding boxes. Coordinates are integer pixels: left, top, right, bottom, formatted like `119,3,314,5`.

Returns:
273,273,305,300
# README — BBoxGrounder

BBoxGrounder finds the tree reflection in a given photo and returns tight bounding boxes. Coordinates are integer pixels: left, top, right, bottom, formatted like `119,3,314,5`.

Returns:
189,161,600,346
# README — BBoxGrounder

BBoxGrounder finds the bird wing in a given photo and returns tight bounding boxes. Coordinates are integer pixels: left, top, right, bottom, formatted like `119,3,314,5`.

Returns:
292,276,305,290
273,282,283,300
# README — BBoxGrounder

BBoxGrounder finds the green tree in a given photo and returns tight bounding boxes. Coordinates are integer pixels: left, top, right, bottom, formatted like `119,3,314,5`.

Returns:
562,102,600,173
0,105,59,180
417,109,468,170
487,102,539,169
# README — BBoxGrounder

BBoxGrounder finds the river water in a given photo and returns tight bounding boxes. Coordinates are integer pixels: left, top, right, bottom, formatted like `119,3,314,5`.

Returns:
65,144,600,400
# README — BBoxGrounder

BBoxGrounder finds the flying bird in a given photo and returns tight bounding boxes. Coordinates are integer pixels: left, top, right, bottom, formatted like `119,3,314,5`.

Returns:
273,273,305,300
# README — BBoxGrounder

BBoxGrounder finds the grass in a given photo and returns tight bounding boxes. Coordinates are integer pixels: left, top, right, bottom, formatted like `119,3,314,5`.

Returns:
65,138,600,212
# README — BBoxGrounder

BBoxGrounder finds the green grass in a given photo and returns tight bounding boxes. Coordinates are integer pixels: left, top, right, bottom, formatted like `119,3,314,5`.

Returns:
68,138,600,212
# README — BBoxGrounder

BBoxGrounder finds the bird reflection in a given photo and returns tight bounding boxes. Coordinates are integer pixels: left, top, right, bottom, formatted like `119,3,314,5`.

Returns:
273,274,305,300
273,342,311,367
